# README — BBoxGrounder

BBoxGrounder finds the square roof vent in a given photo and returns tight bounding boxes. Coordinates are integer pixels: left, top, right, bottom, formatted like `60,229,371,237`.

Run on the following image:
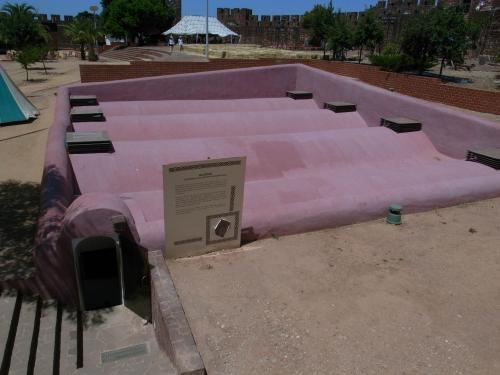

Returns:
286,90,313,100
381,117,422,133
70,106,106,122
66,131,114,154
70,95,98,107
324,101,357,113
467,148,500,170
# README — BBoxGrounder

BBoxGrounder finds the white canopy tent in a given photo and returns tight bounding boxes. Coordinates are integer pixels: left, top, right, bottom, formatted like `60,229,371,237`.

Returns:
163,16,238,37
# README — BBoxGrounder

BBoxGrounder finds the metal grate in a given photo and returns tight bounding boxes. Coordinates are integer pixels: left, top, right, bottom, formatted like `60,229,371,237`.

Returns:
70,95,98,107
70,106,106,122
101,342,149,364
380,117,422,133
286,90,313,100
467,149,500,170
324,101,357,113
66,131,114,154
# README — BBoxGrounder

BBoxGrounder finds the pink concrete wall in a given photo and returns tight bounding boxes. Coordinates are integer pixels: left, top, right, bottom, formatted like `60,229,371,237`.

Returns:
70,65,298,102
294,65,500,159
34,86,78,303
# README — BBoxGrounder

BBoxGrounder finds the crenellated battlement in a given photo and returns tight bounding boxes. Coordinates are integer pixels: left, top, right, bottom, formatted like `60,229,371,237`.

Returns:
217,8,303,29
35,14,75,24
217,0,499,54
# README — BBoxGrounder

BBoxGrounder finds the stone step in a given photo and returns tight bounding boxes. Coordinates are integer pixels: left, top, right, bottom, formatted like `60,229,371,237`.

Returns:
0,291,22,374
32,300,59,375
8,295,37,375
0,291,176,374
74,305,178,375
59,305,80,374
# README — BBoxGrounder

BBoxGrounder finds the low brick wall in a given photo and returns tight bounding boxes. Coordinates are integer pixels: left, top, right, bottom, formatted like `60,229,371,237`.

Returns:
80,59,500,115
149,251,206,375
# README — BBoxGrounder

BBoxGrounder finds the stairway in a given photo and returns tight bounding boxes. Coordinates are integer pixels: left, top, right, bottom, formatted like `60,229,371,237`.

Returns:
99,47,170,62
0,290,178,375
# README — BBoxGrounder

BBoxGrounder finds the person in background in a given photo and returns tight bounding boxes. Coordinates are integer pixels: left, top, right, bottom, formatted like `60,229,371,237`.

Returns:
178,36,184,52
168,35,175,53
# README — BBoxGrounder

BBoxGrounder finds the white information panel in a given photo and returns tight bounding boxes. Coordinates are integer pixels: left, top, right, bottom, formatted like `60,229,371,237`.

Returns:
163,157,246,259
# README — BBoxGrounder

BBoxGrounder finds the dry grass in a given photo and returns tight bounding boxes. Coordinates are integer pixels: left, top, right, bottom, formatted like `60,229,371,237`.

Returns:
183,43,322,60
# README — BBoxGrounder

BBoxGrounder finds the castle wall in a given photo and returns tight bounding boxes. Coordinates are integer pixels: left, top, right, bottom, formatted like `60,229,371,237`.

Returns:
36,14,78,50
217,1,499,54
217,8,308,49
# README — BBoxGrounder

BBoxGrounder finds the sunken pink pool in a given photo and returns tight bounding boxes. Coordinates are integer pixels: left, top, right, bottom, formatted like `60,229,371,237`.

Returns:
37,64,500,303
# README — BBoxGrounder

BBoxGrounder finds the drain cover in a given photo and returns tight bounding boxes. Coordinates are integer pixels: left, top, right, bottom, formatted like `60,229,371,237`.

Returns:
101,342,149,364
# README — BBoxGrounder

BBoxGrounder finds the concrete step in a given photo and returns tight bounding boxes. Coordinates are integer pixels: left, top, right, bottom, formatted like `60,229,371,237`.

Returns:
74,305,178,375
32,301,59,375
8,294,37,375
0,291,175,375
100,47,169,62
0,291,22,374
58,304,80,374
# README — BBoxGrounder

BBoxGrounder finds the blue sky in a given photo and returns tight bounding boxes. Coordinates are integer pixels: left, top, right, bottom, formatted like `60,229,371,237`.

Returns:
0,0,379,17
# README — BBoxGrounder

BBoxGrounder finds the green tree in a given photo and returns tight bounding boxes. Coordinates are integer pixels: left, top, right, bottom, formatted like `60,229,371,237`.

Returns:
34,45,50,74
327,12,354,61
354,11,384,63
400,11,438,74
15,47,39,80
64,16,102,61
401,6,477,76
103,0,174,45
101,0,114,10
0,2,49,49
433,7,478,77
303,1,335,57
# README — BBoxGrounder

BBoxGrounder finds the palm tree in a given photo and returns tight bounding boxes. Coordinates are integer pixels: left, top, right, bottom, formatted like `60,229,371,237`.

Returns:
1,2,36,18
64,18,102,61
0,2,48,49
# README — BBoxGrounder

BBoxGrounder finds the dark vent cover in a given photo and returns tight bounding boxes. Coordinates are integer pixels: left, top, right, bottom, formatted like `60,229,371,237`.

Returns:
286,90,313,100
66,131,114,154
324,101,357,113
381,117,422,133
70,95,98,107
70,106,106,122
467,148,500,170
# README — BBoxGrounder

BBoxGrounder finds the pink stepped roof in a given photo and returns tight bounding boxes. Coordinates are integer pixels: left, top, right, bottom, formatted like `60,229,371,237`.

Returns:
35,65,500,304
69,96,500,250
74,109,366,141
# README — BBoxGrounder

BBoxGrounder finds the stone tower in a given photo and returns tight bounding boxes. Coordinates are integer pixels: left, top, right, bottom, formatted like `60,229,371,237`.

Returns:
166,0,182,22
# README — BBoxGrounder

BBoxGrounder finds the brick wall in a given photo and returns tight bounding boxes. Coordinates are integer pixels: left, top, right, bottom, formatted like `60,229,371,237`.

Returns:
79,60,500,115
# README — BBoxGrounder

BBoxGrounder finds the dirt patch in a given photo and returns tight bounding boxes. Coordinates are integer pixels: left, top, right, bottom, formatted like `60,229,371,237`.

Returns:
169,198,500,375
0,58,82,182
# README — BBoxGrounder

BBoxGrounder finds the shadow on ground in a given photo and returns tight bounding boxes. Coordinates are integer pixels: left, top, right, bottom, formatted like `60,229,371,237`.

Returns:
0,179,145,328
0,180,40,281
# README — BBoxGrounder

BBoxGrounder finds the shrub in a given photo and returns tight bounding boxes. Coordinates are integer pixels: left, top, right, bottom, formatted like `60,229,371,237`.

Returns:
382,42,400,56
369,54,408,72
